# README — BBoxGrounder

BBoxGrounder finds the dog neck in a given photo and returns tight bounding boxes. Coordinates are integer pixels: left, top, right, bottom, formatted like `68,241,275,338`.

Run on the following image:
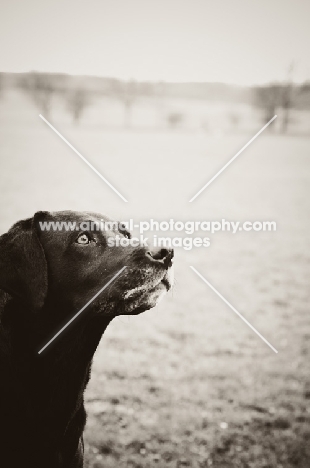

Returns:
0,293,114,465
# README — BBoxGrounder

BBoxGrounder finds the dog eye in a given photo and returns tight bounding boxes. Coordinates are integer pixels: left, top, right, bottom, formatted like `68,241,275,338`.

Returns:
76,233,90,245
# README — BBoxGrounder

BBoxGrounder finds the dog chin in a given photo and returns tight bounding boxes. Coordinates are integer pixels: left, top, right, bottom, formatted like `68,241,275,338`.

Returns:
123,268,174,315
124,282,168,315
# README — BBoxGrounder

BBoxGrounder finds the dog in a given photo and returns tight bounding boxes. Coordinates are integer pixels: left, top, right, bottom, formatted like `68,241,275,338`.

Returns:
0,210,174,468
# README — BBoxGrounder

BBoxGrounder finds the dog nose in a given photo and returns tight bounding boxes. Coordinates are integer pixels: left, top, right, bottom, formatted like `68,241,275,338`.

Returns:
146,248,174,269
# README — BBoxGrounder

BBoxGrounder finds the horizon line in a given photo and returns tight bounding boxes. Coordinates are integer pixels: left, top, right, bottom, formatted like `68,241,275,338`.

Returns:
0,69,308,87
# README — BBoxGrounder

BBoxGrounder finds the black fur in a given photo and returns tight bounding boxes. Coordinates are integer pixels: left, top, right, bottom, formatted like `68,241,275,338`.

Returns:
0,211,173,468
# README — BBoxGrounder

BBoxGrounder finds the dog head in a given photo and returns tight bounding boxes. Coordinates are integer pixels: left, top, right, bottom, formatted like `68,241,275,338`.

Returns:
0,210,174,319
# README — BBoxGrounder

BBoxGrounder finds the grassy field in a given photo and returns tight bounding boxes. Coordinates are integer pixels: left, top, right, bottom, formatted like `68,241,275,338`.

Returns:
0,89,309,467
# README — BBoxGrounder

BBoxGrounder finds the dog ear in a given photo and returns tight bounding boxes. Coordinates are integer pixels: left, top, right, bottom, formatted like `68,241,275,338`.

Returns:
0,212,48,311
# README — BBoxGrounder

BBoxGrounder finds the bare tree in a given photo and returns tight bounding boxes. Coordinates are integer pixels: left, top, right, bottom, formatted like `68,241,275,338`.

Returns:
254,62,295,133
281,62,294,133
67,88,90,124
120,80,137,128
253,84,281,129
21,72,56,116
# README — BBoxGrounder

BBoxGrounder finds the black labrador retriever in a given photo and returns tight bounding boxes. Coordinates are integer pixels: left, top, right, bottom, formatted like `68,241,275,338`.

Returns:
0,210,174,468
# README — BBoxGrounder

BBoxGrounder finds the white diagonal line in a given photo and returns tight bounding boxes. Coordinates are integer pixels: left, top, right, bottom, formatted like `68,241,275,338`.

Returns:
189,115,277,202
190,266,278,354
38,266,127,354
39,114,128,203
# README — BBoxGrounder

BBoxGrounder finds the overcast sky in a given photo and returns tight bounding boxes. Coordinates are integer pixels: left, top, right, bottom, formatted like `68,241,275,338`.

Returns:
1,0,309,84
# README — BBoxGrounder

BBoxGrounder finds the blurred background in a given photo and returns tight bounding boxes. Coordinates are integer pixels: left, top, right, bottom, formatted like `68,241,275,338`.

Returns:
0,1,310,466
